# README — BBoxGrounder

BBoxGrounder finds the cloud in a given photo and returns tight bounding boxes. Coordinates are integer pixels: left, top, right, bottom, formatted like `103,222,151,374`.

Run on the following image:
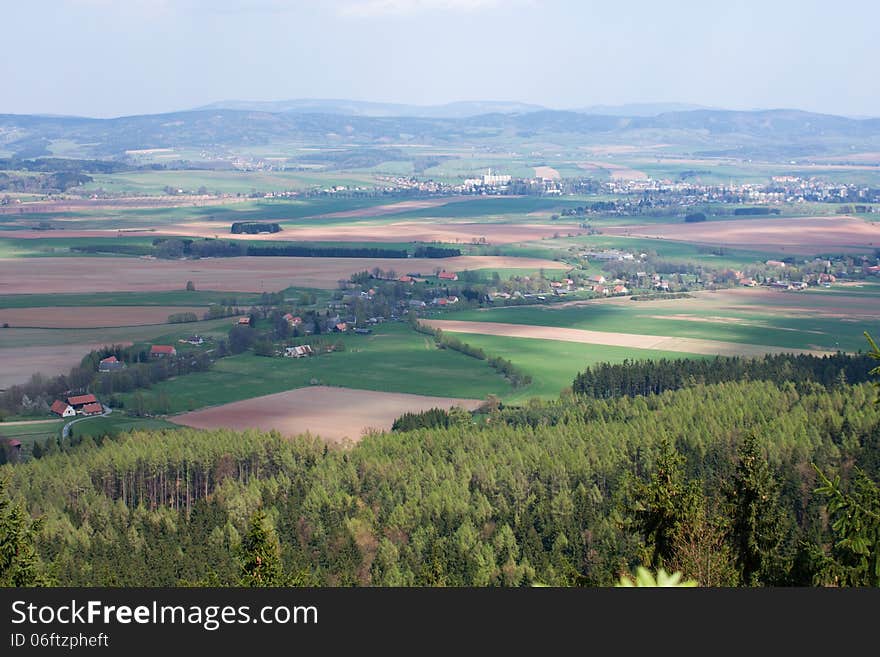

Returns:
337,0,515,18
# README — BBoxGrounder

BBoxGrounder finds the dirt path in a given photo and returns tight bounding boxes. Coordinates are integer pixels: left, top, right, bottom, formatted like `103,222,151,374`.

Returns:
422,319,831,358
172,386,485,444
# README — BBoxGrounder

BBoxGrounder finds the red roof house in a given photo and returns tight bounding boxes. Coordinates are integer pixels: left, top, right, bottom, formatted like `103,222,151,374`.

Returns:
51,400,76,417
67,393,98,407
438,271,458,281
150,345,177,358
81,402,103,416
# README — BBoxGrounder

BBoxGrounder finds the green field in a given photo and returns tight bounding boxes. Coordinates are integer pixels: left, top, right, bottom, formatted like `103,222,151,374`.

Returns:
120,323,514,414
0,290,267,309
446,332,708,402
0,420,65,447
447,295,873,352
69,415,179,440
0,316,239,349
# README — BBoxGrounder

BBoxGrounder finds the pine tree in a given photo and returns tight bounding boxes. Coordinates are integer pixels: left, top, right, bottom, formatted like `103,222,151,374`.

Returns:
727,433,788,585
238,509,284,587
0,476,50,586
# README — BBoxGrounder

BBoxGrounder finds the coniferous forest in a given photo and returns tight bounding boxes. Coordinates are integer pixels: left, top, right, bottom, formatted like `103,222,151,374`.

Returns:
2,355,879,587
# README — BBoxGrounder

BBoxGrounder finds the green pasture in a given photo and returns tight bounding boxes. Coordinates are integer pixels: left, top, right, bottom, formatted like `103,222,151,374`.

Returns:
0,290,267,309
447,298,871,352
446,332,708,403
122,323,512,414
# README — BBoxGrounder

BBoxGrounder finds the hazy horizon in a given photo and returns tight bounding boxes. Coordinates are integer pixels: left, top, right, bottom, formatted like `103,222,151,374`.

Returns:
4,0,879,119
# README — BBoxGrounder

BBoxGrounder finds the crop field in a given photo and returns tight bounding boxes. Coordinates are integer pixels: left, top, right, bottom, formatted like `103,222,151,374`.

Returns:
603,216,880,255
118,323,513,414
0,255,569,294
0,290,266,309
0,420,66,448
0,316,236,389
443,287,879,352
441,333,708,402
0,306,210,328
173,386,485,443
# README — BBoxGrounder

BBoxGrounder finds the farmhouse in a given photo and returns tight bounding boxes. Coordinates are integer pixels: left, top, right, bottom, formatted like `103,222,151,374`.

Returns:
589,275,607,285
237,317,251,326
438,271,458,281
50,400,76,418
398,275,415,284
283,313,303,327
186,335,204,345
98,356,124,372
284,344,314,358
738,278,757,287
67,393,98,409
81,402,104,416
613,285,629,295
766,260,787,268
150,345,177,358
335,322,348,332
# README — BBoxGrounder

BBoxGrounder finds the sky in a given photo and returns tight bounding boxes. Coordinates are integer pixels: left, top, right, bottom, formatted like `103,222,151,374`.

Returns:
4,0,879,118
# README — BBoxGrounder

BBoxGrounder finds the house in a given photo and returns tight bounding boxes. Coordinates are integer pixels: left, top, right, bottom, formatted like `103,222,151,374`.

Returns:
283,313,302,327
738,278,757,287
438,271,458,281
81,402,103,416
284,345,314,358
589,275,607,285
766,260,786,268
334,322,348,332
98,356,124,372
67,393,98,409
186,335,204,346
592,285,609,296
866,265,880,275
409,299,426,307
50,400,76,418
398,275,415,284
613,285,629,295
237,316,251,326
150,345,177,358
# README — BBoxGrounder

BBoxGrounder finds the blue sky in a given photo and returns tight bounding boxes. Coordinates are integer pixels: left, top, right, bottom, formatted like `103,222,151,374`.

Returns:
4,0,878,117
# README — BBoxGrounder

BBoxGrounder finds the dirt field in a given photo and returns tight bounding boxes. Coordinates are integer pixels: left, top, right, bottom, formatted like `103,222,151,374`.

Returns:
604,216,880,254
534,166,560,180
578,161,648,180
0,306,208,328
0,255,569,294
97,221,574,245
421,319,830,358
0,343,132,390
173,386,485,443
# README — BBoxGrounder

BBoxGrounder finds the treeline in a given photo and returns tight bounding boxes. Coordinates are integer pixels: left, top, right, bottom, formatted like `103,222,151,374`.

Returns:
70,238,460,260
247,245,408,258
415,320,532,388
733,207,782,216
231,222,282,234
2,379,878,586
0,344,213,417
572,352,877,399
392,407,451,432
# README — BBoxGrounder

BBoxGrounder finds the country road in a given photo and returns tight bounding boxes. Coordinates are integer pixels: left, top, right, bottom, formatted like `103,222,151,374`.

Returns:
63,405,112,439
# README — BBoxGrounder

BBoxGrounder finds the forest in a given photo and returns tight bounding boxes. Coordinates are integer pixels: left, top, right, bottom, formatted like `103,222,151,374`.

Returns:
2,371,878,587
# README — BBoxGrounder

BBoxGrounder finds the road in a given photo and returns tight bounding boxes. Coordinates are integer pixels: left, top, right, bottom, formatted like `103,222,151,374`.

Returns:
62,405,112,439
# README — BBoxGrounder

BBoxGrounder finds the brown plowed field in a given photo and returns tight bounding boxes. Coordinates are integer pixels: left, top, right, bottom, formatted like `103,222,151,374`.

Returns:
0,306,208,328
173,386,484,443
604,216,880,254
0,343,132,390
0,256,568,294
421,319,830,358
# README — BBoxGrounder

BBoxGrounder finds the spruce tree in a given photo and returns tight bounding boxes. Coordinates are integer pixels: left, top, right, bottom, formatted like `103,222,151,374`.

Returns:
239,509,284,587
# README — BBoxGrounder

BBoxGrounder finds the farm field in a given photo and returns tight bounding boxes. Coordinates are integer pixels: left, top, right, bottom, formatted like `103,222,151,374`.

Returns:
117,323,513,414
173,386,484,443
0,316,236,389
0,419,65,448
423,319,830,358
0,255,569,294
442,333,708,402
0,290,266,309
442,286,879,352
603,216,880,254
0,306,209,328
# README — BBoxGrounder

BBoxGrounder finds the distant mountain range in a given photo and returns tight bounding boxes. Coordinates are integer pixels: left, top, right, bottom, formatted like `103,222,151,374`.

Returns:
194,99,548,119
1,105,879,160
